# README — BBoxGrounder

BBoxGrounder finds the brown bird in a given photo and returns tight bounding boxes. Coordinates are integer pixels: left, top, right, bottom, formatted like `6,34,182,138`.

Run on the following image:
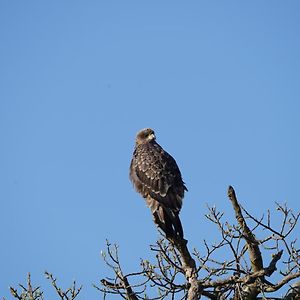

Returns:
129,128,187,239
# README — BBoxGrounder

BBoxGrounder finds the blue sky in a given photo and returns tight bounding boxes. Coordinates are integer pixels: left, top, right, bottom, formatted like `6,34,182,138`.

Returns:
1,2,300,299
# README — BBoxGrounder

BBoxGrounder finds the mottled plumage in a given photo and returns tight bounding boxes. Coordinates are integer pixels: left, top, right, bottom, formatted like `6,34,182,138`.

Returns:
130,128,187,238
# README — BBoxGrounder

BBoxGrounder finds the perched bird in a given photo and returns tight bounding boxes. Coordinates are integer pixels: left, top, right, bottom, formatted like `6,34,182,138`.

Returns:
129,128,187,239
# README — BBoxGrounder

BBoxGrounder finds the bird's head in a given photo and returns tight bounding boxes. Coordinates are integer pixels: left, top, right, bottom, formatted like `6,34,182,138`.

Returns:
136,128,156,145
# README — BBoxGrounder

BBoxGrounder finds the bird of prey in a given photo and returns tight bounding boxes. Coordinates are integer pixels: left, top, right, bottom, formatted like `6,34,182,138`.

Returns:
129,128,187,239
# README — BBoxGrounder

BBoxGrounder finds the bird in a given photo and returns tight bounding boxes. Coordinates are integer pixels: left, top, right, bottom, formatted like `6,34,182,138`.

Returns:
129,128,187,239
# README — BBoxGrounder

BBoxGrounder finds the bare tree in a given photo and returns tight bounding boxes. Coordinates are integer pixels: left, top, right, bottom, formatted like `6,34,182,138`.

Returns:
98,186,300,300
7,186,300,299
8,272,82,300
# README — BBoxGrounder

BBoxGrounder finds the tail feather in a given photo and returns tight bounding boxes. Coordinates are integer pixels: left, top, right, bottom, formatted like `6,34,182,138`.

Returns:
153,204,183,239
173,212,183,239
146,196,184,239
164,208,183,239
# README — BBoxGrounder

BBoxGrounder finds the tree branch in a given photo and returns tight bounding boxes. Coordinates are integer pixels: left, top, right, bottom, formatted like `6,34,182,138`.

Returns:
169,235,202,299
228,186,263,272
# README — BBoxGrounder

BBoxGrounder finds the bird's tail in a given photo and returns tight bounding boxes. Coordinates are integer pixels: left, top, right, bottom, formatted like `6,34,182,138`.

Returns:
154,205,184,239
146,197,184,239
165,208,184,239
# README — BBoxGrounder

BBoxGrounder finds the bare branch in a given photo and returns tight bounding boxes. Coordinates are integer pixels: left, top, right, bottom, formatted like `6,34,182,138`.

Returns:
9,273,43,300
228,185,263,273
168,236,202,299
45,271,82,300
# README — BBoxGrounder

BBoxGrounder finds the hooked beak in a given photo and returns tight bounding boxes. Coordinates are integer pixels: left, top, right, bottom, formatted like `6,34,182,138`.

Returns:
149,133,156,141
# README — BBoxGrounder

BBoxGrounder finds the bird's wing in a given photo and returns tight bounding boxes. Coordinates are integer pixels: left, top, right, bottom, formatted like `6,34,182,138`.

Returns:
130,142,184,210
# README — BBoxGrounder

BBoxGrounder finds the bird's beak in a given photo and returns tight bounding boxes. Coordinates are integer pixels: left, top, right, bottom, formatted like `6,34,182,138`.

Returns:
149,133,156,140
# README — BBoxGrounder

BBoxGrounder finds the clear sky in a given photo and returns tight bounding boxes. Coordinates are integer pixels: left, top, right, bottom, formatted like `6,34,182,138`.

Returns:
1,2,300,299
